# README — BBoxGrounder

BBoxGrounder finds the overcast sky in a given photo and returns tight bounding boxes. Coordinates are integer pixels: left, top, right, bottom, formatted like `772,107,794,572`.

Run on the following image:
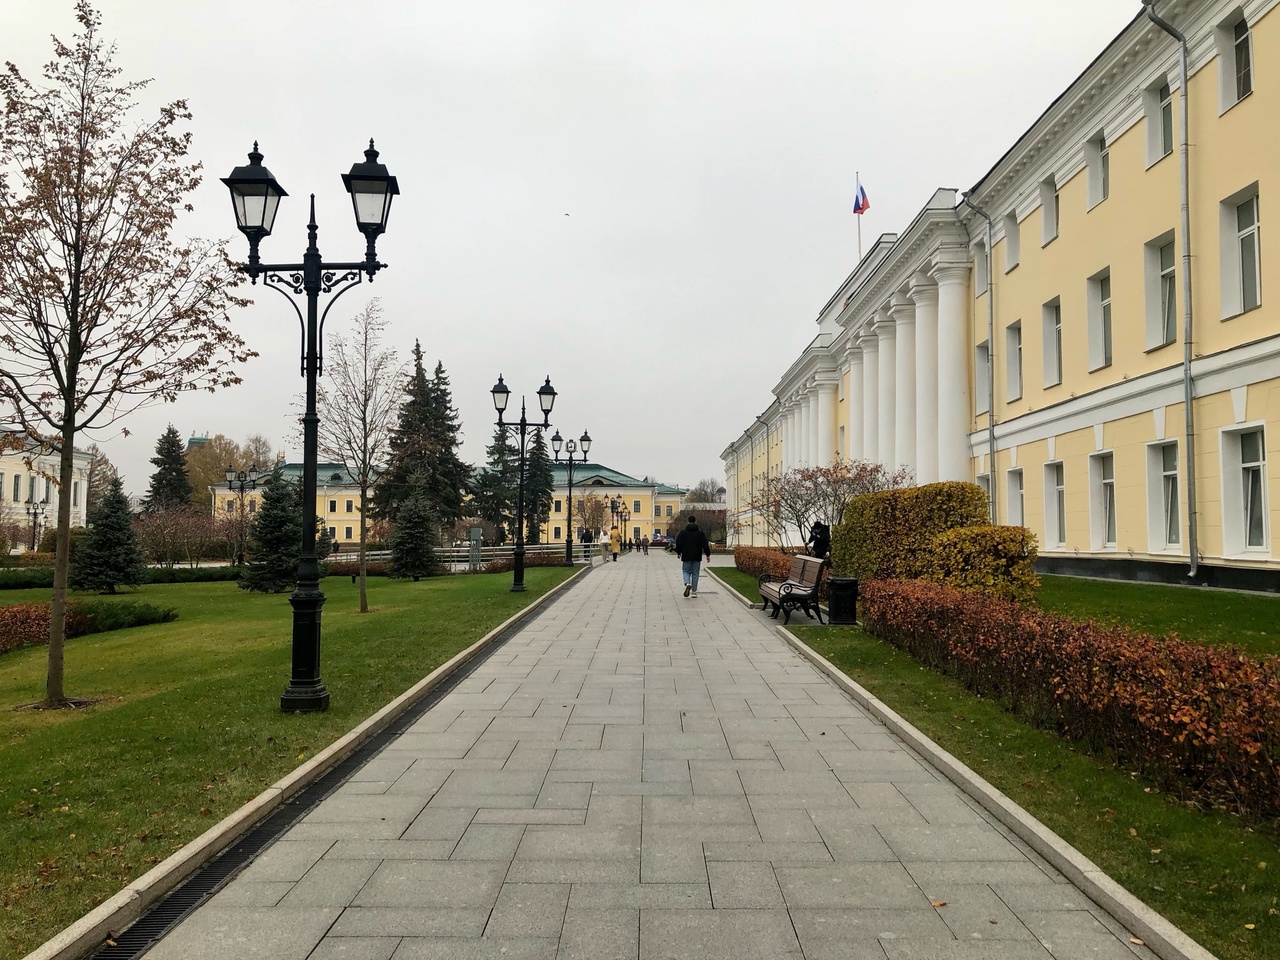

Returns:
2,0,1138,498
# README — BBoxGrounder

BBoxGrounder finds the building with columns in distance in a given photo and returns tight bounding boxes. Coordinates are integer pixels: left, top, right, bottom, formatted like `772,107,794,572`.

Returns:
538,463,686,547
725,0,1280,588
0,439,91,551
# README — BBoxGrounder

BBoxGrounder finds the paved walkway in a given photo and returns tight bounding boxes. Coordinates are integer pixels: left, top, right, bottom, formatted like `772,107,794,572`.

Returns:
144,555,1156,960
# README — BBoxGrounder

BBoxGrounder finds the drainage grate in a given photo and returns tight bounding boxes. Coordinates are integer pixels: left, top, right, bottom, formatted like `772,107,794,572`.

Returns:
89,592,558,960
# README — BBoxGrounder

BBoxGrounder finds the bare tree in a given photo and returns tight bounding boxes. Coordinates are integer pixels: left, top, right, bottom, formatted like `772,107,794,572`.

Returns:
243,433,275,470
176,505,218,568
316,299,403,612
574,494,610,536
0,4,254,706
750,459,913,548
133,507,184,569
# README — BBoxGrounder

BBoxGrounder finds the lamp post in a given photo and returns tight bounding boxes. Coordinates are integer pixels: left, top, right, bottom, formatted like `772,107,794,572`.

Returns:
223,140,399,713
609,496,620,543
226,463,260,565
25,499,46,551
551,429,591,567
491,375,557,591
619,505,631,549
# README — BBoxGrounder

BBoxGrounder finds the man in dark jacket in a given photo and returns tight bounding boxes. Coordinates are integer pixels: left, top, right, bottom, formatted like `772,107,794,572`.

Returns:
674,514,712,598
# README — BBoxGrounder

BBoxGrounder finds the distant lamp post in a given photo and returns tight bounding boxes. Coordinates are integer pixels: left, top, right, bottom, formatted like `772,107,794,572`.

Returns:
223,140,399,714
619,504,631,548
225,463,261,565
491,374,557,591
25,499,46,551
609,496,620,534
551,429,591,567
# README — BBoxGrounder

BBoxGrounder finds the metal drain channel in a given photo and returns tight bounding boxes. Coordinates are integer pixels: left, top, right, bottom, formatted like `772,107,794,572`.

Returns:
87,590,560,960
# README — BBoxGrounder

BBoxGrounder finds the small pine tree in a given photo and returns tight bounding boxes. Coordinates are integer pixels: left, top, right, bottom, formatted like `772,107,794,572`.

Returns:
390,486,438,581
239,468,301,593
144,424,193,510
524,428,554,544
71,476,145,594
474,424,518,543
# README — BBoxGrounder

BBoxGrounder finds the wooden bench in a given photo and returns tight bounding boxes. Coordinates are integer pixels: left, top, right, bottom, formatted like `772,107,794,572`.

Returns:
759,554,828,625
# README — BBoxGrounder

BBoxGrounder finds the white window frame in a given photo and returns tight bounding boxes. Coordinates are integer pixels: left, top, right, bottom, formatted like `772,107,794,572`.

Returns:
1044,461,1066,548
1221,424,1269,555
344,525,353,540
1040,178,1059,245
1219,184,1261,318
976,472,992,505
72,481,79,507
12,475,19,501
974,240,989,296
1006,468,1025,526
1145,441,1181,552
1085,132,1109,208
1086,268,1112,371
554,498,563,513
1090,452,1117,551
1005,321,1023,402
1144,231,1178,350
553,525,562,540
327,526,336,539
1144,78,1175,166
1215,11,1254,113
1003,211,1020,272
974,340,991,415
1042,298,1063,387
0,472,5,502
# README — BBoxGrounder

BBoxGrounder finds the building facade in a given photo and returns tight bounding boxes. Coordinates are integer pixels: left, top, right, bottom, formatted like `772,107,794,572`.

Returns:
209,462,370,550
724,0,1280,587
0,440,92,550
540,463,686,546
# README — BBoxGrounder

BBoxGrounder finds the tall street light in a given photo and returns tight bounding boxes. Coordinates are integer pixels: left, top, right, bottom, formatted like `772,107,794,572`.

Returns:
25,499,46,551
609,496,620,535
223,140,399,713
619,504,631,548
491,375,557,592
225,463,260,565
551,429,591,567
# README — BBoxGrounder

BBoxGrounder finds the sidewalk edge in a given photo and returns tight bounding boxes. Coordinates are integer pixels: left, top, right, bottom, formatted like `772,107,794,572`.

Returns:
775,624,1219,960
704,567,763,609
22,566,589,960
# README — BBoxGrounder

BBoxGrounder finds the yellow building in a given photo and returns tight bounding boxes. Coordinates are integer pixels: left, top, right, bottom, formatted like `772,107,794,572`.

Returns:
209,462,371,550
540,462,686,546
725,1,1280,588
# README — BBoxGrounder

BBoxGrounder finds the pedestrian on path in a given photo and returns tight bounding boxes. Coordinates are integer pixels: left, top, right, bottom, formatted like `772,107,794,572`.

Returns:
674,513,712,597
641,536,649,555
608,525,622,561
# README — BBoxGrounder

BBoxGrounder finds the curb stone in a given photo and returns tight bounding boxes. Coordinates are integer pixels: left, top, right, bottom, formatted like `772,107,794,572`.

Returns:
21,565,591,960
704,567,763,609
775,623,1218,960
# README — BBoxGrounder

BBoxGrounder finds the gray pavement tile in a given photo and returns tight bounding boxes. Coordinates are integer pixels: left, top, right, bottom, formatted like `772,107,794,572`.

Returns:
287,822,408,841
882,943,1056,960
703,842,833,863
585,794,641,826
440,770,549,795
391,938,558,960
401,806,476,841
278,859,380,907
791,908,953,949
551,749,642,771
305,937,401,960
806,811,905,861
639,908,803,960
775,863,930,909
904,862,1060,888
878,824,1028,862
592,780,693,796
473,808,586,825
643,795,753,824
330,907,489,938
503,744,557,772
643,823,759,844
516,824,641,860
753,808,823,843
738,769,850,797
140,907,341,960
429,792,538,808
237,840,333,882
640,840,707,884
990,881,1097,912
689,763,746,795
353,861,508,908
336,781,393,796
466,738,520,759
894,783,989,825
557,908,638,960
641,758,691,782
451,823,527,860
1017,911,1145,959
205,880,294,907
349,754,416,783
506,859,641,884
325,840,455,860
707,862,784,908
486,883,571,938
537,780,593,809
303,795,429,826
919,884,1036,941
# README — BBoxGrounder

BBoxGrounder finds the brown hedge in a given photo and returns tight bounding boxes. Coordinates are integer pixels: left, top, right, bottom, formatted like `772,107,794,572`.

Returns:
860,579,1280,818
732,546,796,580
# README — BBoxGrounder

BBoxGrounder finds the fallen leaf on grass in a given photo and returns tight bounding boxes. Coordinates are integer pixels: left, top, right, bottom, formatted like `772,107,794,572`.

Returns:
1245,924,1256,930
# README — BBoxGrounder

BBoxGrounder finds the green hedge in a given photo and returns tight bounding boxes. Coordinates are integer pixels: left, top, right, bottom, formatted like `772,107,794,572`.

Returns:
928,524,1040,603
0,565,241,590
0,599,178,656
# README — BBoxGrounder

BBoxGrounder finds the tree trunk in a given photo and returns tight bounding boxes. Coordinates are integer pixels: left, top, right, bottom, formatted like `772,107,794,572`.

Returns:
45,430,76,707
357,481,369,613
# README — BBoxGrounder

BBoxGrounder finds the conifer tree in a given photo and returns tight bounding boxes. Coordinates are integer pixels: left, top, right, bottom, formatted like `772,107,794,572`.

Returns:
524,428,554,544
144,424,193,511
389,482,438,581
239,467,301,593
473,424,518,544
71,475,145,594
423,359,470,522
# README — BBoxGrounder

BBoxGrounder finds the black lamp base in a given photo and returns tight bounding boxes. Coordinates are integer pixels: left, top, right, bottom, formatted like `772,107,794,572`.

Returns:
281,684,330,712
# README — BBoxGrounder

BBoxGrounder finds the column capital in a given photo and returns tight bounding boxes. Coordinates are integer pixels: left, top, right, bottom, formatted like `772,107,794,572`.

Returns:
930,257,971,287
874,317,896,342
889,290,916,326
909,277,939,308
858,330,880,352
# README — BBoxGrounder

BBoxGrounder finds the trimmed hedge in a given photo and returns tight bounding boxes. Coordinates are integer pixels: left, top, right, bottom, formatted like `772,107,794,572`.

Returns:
481,552,566,574
859,579,1280,818
16,552,56,568
323,560,392,578
145,566,241,584
732,546,796,580
928,524,1040,603
0,568,55,590
0,599,178,656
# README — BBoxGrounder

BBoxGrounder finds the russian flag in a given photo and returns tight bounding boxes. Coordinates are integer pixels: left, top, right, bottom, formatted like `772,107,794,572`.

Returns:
852,181,870,215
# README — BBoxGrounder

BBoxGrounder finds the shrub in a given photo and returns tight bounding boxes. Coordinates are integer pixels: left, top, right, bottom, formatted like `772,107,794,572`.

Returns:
75,599,178,633
859,579,1280,818
481,551,565,574
732,546,796,580
17,552,56,568
928,524,1040,602
0,600,177,656
146,566,242,584
323,560,392,579
0,567,56,590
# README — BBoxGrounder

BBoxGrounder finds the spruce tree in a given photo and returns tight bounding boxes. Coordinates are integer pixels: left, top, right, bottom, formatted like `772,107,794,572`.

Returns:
473,424,518,544
422,360,470,522
389,483,438,581
71,476,145,594
239,467,301,593
144,424,193,511
524,428,554,544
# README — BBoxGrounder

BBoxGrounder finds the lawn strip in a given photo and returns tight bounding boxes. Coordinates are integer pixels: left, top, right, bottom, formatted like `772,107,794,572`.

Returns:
0,569,575,960
707,565,760,603
793,623,1280,960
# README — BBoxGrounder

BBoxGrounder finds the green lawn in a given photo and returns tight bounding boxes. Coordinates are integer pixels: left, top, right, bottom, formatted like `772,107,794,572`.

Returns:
794,622,1280,960
707,565,759,601
1037,574,1280,657
0,569,575,960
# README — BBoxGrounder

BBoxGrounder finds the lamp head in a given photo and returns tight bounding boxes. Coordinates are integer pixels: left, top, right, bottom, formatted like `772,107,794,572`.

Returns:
342,139,399,239
222,142,287,243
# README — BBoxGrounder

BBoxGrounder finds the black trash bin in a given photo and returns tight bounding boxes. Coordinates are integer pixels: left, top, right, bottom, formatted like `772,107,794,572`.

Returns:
826,576,858,625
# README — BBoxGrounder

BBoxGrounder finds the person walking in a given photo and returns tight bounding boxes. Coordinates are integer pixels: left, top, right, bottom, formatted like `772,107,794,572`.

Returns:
674,513,712,598
608,525,622,562
641,536,649,555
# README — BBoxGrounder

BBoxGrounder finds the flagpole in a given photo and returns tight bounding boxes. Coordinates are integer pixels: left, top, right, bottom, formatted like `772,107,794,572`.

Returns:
856,170,862,262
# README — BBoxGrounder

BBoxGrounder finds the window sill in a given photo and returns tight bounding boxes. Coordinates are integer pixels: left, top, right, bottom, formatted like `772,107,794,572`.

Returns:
1221,303,1263,322
1219,88,1253,117
1223,548,1271,561
1144,149,1173,172
1143,339,1177,355
1087,362,1113,374
1004,262,1019,275
1042,235,1059,249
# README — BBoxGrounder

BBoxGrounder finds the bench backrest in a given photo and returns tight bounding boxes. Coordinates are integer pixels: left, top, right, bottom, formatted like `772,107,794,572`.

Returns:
795,555,826,588
785,555,808,582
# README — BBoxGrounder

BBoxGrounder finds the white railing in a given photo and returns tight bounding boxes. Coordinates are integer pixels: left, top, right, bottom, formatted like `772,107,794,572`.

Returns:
331,542,580,570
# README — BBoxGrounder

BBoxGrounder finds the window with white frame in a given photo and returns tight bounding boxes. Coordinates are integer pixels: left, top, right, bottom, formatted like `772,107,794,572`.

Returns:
1218,185,1261,318
345,526,353,539
1005,322,1022,401
1045,462,1066,547
11,475,19,501
1217,13,1254,111
553,526,562,540
976,472,992,505
1091,453,1117,549
554,499,563,513
1146,441,1180,550
1221,426,1268,553
666,505,673,517
1003,211,1020,271
1160,241,1177,344
345,499,354,513
1145,80,1175,165
1042,299,1063,387
1085,133,1109,207
1143,230,1177,348
1040,178,1059,244
328,499,337,513
42,478,50,503
1087,270,1112,370
225,500,234,513
72,481,79,507
974,341,990,414
974,240,989,296
1242,429,1267,548
632,499,640,513
1007,469,1024,526
654,504,661,517
328,526,336,539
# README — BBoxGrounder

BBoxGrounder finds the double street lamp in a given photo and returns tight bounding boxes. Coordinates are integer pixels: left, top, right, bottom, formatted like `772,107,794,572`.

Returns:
225,463,260,565
223,140,399,713
25,499,46,552
550,429,591,567
619,504,631,548
490,375,557,591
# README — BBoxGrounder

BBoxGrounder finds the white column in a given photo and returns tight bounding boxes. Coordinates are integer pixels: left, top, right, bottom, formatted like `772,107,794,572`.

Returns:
816,380,837,467
933,260,972,480
860,335,879,462
911,278,940,485
848,348,864,460
890,293,917,475
876,316,896,469
808,390,820,467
